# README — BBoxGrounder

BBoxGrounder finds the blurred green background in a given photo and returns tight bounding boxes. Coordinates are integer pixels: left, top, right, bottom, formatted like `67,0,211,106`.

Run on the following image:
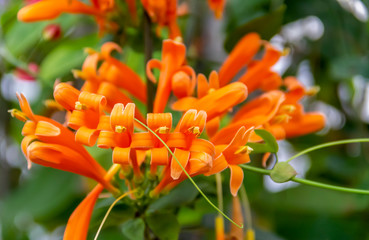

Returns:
1,0,369,239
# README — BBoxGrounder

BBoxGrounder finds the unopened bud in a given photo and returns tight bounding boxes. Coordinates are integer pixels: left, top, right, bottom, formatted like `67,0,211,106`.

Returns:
270,162,297,183
43,24,61,41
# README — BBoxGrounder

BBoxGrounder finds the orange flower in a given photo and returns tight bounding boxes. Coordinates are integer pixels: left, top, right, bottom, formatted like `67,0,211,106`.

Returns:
218,33,261,86
211,90,285,144
208,0,226,19
146,39,196,113
218,33,282,93
18,0,116,33
64,184,104,240
172,81,248,121
206,126,254,196
141,0,181,39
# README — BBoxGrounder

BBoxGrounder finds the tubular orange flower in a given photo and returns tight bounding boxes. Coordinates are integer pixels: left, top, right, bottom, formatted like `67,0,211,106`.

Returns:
141,0,181,39
208,0,226,19
146,39,196,113
18,0,103,22
206,126,254,196
18,0,116,33
64,184,104,240
218,33,261,86
172,81,248,121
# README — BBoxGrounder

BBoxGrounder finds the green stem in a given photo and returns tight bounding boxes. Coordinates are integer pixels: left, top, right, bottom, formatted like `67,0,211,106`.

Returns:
134,118,243,228
240,164,271,175
290,177,369,195
215,173,224,213
239,186,253,230
240,164,369,195
286,138,369,163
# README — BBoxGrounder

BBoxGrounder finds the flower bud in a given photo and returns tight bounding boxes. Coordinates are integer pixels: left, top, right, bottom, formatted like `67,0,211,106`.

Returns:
42,24,61,41
270,162,297,183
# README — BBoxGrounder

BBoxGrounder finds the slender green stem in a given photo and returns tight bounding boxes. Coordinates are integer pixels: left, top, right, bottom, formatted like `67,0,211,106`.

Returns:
290,177,369,195
215,173,224,213
239,186,253,230
134,118,243,228
240,164,369,195
286,138,369,163
240,164,271,175
94,189,138,240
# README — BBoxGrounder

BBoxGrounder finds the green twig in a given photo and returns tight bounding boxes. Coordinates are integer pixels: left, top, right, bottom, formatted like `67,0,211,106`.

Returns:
240,164,369,195
134,118,243,228
286,138,369,163
239,186,253,231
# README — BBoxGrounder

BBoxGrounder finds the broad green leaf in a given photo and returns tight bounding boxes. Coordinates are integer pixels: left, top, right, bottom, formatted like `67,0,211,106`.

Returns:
121,218,145,240
39,34,99,85
147,181,198,213
247,129,279,154
145,212,180,240
270,162,297,183
224,4,286,52
5,21,46,56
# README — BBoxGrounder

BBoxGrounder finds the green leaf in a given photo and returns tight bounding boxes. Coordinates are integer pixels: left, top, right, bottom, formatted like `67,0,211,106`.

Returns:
146,181,198,213
39,34,99,85
145,212,180,240
270,162,297,183
224,4,286,52
121,218,145,240
5,21,46,56
247,129,279,154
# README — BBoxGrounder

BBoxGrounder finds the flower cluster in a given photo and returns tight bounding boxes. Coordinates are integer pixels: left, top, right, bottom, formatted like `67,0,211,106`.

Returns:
11,32,325,238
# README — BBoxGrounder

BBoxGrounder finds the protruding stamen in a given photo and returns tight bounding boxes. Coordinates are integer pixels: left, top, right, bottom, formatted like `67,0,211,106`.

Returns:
234,146,253,155
75,101,87,110
72,69,86,79
8,109,27,122
174,36,183,43
280,104,296,113
188,126,200,135
282,47,290,56
115,125,126,133
84,47,97,55
155,126,170,134
208,88,216,94
305,86,320,96
44,99,64,111
271,114,292,124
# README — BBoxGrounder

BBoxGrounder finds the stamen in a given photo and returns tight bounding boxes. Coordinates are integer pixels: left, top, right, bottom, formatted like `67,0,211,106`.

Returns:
44,99,64,111
8,109,27,122
234,146,253,155
75,101,87,110
208,88,216,94
282,47,290,56
115,125,127,133
271,114,292,124
188,126,200,135
174,36,183,43
84,47,97,55
72,69,86,79
305,86,320,96
280,104,296,113
155,126,170,134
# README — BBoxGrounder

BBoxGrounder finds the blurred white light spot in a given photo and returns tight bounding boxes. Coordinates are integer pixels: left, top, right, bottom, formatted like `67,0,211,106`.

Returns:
1,73,41,103
311,101,346,134
264,141,311,193
359,83,369,123
337,0,368,22
281,16,324,43
297,60,315,87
